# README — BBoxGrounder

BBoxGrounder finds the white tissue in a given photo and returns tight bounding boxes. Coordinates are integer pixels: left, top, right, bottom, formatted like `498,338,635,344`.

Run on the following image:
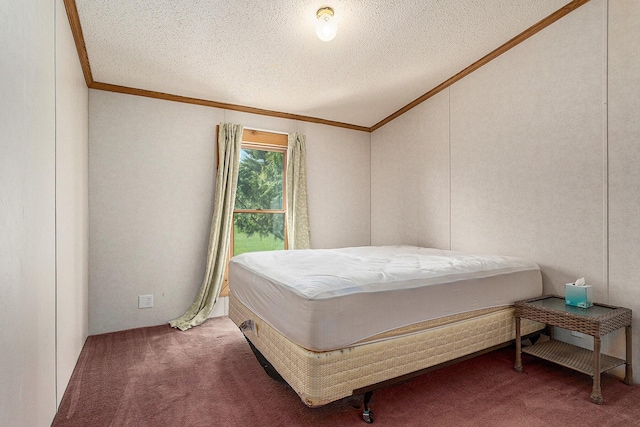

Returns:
574,277,586,286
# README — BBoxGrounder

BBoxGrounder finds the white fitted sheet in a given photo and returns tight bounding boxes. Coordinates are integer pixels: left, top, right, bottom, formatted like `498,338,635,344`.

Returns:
229,245,543,351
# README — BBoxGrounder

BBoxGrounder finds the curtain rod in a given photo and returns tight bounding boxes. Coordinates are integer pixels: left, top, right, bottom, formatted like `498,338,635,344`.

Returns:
243,126,289,136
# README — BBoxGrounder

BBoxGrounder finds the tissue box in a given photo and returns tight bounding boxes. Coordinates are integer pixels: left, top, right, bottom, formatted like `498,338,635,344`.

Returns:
565,283,593,308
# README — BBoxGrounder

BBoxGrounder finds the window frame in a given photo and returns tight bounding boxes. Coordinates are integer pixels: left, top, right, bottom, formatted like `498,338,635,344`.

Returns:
218,128,289,297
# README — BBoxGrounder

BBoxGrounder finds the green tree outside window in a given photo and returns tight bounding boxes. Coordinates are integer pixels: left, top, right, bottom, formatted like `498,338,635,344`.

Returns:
233,148,286,256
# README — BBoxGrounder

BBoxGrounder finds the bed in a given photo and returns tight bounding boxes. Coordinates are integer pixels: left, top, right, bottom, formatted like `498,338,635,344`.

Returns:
228,246,544,420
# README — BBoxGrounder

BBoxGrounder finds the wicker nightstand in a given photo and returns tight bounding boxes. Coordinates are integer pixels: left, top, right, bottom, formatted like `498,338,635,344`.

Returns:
514,295,633,404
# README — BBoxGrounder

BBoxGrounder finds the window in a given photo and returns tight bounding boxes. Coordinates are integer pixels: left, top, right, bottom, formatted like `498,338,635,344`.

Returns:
220,129,288,296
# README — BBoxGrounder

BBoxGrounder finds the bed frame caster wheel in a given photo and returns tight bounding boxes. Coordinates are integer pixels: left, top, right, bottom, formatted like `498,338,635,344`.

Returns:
362,390,374,423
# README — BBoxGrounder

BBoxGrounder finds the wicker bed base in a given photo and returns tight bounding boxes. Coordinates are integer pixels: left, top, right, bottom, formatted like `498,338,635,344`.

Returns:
229,294,544,407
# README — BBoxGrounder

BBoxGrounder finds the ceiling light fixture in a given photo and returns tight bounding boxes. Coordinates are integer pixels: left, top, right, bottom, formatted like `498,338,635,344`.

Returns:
315,6,337,42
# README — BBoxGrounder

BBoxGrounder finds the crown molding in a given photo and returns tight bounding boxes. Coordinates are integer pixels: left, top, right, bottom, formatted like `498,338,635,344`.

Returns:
88,82,370,132
63,0,93,86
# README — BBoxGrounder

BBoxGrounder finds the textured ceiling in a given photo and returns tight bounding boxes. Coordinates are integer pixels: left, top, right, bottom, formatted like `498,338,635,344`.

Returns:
75,0,571,128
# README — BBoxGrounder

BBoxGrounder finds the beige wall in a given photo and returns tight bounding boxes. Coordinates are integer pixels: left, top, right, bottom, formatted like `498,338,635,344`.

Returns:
89,91,224,335
448,0,606,296
297,121,371,249
371,89,450,249
55,0,90,407
0,2,89,424
0,2,56,425
1,2,56,426
608,1,640,363
371,0,639,382
88,91,370,334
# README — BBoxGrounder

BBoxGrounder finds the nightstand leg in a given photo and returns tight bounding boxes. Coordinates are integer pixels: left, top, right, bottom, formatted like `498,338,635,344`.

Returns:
624,325,633,385
590,336,603,404
514,316,523,373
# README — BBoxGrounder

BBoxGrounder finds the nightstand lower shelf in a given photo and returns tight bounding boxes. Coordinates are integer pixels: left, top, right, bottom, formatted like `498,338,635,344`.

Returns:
523,340,626,376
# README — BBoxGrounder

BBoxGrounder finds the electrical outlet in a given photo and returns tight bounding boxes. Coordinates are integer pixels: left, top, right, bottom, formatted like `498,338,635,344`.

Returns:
138,295,154,309
571,331,584,339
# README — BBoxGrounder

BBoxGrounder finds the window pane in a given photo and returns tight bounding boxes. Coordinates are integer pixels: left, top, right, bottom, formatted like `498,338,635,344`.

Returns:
234,213,285,256
235,149,283,210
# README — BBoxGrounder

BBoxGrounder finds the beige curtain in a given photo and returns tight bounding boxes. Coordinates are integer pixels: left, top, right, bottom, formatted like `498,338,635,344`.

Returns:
169,123,243,331
286,133,312,249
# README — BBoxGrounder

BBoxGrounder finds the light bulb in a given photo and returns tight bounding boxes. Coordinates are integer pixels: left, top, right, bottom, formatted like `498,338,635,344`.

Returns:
315,7,337,42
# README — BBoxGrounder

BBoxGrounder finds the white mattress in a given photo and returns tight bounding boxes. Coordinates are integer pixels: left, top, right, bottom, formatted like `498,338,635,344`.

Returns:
229,245,542,351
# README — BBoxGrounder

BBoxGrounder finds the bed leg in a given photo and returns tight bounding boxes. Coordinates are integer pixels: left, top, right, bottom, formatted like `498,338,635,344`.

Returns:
362,391,374,424
244,337,286,383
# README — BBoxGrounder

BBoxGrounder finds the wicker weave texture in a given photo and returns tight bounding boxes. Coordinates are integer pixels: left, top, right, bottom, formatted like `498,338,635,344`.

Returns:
230,294,544,407
515,296,632,336
522,340,626,375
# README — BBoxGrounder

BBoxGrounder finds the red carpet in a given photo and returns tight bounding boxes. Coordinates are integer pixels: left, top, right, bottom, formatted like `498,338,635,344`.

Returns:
53,317,639,426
